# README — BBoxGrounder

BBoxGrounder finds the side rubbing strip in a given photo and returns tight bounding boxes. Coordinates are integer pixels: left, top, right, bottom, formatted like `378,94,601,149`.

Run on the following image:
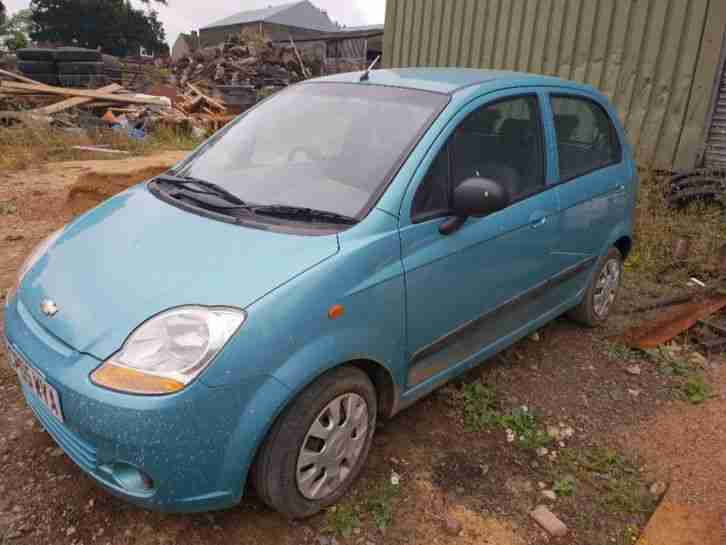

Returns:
406,256,597,387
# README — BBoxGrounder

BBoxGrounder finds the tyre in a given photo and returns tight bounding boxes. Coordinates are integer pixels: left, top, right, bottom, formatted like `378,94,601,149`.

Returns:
17,60,57,74
252,366,377,518
16,48,56,62
567,247,623,327
57,61,104,75
54,47,102,62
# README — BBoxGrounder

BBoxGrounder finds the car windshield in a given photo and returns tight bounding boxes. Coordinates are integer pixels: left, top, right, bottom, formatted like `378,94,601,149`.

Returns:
172,83,448,219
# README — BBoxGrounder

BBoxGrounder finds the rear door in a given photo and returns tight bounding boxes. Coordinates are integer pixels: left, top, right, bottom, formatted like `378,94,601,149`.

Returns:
398,90,561,391
547,91,629,290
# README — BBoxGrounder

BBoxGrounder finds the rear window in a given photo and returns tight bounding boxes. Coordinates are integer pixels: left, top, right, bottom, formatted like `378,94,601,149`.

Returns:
551,95,622,181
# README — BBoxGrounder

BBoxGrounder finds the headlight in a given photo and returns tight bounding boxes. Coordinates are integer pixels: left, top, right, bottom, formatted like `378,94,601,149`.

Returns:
6,229,64,306
91,306,245,395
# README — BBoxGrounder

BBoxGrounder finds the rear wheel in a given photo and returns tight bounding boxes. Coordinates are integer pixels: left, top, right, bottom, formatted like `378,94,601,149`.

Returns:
252,366,377,518
567,247,623,327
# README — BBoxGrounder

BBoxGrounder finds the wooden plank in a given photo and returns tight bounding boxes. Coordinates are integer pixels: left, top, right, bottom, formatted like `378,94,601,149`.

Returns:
0,68,48,86
0,81,169,106
33,84,123,115
187,83,226,112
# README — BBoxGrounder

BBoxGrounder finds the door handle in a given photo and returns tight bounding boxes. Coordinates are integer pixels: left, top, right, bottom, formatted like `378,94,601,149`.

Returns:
529,211,548,229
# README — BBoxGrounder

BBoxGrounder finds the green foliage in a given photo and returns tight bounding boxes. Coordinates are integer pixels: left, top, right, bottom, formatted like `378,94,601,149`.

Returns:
462,381,499,431
498,406,552,450
0,2,5,26
557,447,655,516
366,479,399,531
681,375,711,404
552,476,575,497
461,381,551,450
0,200,17,215
29,0,168,57
4,30,28,51
324,504,360,538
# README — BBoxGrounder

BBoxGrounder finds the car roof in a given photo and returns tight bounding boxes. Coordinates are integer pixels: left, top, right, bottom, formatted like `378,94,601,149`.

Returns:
313,68,600,97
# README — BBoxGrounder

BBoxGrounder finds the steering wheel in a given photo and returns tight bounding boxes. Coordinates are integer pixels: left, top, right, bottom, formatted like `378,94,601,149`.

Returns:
288,146,323,162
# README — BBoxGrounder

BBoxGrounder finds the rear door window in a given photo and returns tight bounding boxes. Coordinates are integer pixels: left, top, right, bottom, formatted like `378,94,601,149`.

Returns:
551,95,622,181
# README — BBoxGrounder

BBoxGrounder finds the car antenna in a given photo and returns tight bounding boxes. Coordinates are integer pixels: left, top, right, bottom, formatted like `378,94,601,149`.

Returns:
359,55,381,82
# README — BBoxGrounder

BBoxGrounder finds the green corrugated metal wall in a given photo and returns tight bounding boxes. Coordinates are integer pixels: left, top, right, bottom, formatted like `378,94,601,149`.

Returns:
383,0,726,171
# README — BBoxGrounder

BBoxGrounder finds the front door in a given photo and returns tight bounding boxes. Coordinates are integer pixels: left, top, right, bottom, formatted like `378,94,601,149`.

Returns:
399,92,561,390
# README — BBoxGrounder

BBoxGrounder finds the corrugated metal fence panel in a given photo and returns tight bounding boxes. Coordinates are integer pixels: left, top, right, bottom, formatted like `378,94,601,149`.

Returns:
383,0,726,171
705,38,726,169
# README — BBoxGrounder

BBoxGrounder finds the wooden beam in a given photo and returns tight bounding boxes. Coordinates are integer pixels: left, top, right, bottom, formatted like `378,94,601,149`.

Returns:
187,83,227,111
0,81,169,106
0,68,49,86
33,84,123,115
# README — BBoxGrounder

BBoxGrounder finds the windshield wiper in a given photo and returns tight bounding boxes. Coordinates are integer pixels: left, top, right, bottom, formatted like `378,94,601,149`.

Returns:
252,205,358,225
154,174,248,207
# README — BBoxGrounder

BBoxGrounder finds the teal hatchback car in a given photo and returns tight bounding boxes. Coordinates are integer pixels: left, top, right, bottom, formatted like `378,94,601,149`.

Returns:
4,68,637,518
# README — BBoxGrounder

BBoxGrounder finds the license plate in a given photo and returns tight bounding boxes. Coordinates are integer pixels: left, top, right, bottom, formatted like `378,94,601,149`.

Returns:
5,341,64,422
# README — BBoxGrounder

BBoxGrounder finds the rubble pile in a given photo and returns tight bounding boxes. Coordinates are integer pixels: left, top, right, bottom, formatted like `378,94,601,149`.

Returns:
170,34,318,99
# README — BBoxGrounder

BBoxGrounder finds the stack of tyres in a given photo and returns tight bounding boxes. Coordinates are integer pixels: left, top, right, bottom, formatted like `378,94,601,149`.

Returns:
56,47,105,88
16,47,107,87
16,48,58,85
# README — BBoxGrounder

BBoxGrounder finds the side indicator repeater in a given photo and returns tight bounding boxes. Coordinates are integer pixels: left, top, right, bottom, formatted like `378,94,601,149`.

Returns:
328,304,345,320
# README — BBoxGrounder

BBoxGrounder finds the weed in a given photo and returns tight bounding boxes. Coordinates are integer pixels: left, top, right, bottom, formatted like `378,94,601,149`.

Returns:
645,346,693,377
615,525,640,545
556,447,655,516
603,340,638,362
462,381,499,431
680,375,711,404
552,476,575,497
324,503,360,538
366,479,399,531
0,201,17,215
461,382,551,450
630,171,726,279
498,406,552,450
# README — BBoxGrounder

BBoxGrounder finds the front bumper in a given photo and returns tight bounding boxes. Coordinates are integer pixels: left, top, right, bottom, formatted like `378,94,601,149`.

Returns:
4,296,291,513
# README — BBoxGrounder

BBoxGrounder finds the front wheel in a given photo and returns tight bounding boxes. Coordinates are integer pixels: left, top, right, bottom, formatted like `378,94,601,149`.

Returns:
252,366,377,518
567,247,623,327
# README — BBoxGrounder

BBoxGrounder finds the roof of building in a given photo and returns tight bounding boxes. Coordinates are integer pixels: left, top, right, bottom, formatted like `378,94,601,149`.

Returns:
312,68,601,96
341,24,384,33
200,1,339,32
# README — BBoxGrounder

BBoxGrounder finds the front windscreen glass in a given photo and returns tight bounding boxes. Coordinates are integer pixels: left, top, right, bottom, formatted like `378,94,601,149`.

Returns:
171,83,448,219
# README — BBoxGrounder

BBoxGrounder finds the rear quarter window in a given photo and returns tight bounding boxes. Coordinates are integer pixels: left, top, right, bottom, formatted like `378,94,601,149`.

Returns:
551,95,622,181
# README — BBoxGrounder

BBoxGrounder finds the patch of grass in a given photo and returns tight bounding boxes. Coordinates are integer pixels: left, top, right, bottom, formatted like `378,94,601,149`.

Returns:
461,381,551,450
324,503,361,538
366,479,399,531
498,406,552,450
645,346,713,404
555,447,655,516
680,374,711,404
0,201,17,215
603,340,639,362
0,126,203,172
552,476,576,497
645,346,693,377
630,170,726,279
462,381,499,431
614,525,640,545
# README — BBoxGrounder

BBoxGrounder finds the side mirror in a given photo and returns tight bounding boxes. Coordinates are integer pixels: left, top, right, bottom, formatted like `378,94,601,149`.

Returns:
439,177,510,235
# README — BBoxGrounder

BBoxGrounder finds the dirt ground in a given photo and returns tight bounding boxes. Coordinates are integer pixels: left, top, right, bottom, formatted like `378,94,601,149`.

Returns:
0,154,724,545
